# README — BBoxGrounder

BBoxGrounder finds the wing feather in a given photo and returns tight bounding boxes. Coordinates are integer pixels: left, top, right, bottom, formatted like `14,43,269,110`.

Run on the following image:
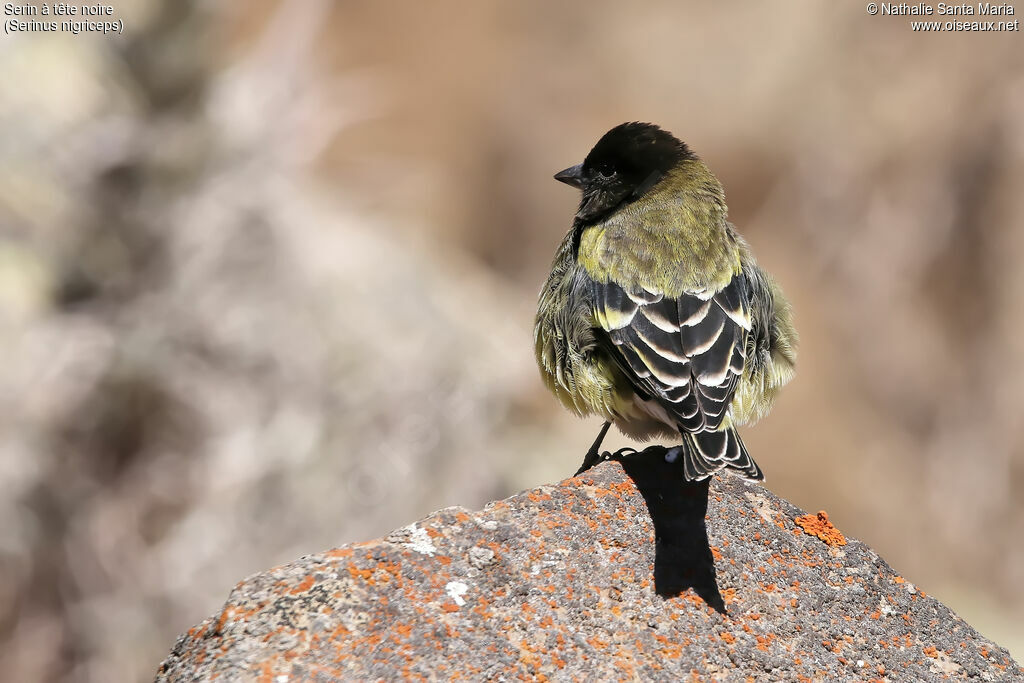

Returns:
594,283,639,331
591,271,750,435
712,275,752,330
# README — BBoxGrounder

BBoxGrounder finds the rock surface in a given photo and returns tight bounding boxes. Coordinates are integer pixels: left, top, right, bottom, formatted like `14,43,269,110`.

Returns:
156,448,1022,681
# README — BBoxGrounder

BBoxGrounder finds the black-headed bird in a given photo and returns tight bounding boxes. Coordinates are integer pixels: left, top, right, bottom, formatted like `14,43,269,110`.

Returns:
534,122,797,481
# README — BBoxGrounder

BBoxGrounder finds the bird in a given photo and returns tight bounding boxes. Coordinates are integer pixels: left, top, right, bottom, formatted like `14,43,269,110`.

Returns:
534,122,797,482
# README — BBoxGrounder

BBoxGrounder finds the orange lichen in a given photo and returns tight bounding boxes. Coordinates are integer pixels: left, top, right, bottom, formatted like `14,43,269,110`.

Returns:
794,511,847,546
755,634,776,652
924,646,939,658
347,563,374,582
291,575,315,594
215,606,231,634
613,658,635,676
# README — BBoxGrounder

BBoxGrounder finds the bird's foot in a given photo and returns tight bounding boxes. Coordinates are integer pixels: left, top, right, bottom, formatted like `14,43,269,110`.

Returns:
574,449,607,476
608,447,639,461
575,447,645,476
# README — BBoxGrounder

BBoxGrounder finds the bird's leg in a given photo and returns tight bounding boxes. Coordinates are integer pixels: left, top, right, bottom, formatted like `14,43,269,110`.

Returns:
574,421,612,476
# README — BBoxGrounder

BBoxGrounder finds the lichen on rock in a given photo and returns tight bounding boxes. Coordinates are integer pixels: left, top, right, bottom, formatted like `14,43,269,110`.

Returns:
155,447,1022,681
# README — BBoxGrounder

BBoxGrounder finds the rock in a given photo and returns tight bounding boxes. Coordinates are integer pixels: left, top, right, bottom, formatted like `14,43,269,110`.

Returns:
155,448,1022,681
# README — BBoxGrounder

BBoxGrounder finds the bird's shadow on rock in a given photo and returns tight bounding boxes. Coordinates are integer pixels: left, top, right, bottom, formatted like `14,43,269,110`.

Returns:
613,446,726,614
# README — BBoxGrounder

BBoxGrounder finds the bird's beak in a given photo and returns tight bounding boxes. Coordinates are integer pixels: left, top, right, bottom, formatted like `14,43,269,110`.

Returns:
553,164,584,189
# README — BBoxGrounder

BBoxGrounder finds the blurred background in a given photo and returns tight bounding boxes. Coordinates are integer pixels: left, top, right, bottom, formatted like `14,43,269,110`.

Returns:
1,1,1022,679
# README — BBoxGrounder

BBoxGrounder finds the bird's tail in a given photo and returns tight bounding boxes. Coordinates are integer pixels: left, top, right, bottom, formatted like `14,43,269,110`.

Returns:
679,427,764,482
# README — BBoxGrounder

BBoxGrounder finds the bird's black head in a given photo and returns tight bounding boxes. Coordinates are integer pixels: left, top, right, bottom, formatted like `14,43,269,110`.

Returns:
554,122,695,224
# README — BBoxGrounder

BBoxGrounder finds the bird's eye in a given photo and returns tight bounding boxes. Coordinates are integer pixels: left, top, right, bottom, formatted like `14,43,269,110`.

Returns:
598,164,615,178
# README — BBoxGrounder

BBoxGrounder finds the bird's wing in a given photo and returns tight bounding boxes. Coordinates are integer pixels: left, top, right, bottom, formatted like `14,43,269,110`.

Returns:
591,272,751,434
